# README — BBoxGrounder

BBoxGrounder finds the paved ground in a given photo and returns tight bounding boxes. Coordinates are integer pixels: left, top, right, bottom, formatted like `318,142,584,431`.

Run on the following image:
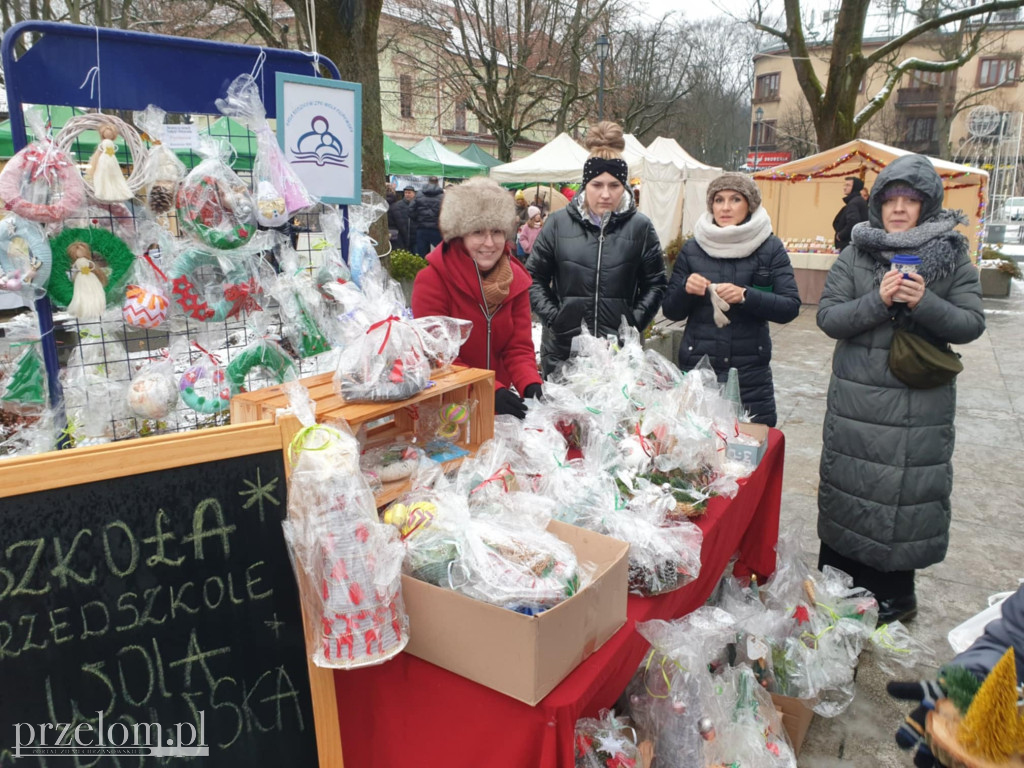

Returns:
768,280,1024,766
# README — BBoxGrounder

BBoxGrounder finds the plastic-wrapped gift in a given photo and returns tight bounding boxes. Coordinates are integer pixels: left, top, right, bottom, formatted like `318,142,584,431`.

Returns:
413,315,473,373
175,138,257,250
215,74,315,227
574,709,646,768
283,424,409,669
334,312,431,402
134,105,188,216
381,487,470,586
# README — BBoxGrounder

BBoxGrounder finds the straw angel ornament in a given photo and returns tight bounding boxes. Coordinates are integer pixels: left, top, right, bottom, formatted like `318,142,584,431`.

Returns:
86,125,133,201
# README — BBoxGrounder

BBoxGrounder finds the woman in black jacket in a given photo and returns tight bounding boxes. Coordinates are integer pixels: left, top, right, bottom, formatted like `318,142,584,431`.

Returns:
661,173,800,427
527,121,667,377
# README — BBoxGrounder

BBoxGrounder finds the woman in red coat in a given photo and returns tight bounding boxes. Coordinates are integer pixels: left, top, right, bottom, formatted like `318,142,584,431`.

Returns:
411,176,543,418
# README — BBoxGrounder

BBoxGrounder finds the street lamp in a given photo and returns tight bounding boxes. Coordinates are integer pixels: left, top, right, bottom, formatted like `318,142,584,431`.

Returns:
753,107,764,171
596,34,610,120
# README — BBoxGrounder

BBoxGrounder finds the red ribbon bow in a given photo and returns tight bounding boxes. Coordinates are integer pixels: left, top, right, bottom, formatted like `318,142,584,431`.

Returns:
224,278,262,319
367,315,401,355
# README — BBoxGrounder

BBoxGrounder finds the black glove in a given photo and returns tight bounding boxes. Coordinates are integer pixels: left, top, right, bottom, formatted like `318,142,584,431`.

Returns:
494,387,527,419
887,678,946,768
523,383,544,400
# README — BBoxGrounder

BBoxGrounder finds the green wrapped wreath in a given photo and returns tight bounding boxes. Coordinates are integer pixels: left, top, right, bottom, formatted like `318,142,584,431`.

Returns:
46,227,136,309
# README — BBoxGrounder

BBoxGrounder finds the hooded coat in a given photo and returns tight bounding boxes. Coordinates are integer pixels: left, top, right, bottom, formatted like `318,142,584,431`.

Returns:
832,178,870,250
816,154,985,572
662,230,801,427
526,192,667,376
412,241,542,394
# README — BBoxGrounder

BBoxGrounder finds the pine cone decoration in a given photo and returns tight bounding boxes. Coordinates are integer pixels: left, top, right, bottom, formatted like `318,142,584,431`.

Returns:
148,181,176,214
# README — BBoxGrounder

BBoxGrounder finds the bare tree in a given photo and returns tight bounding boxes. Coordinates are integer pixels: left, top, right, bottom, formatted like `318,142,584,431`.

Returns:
747,0,1024,149
775,97,818,158
604,13,695,138
390,0,622,160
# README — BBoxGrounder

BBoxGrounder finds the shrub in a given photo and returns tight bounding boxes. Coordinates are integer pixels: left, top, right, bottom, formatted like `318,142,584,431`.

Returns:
388,249,427,282
980,247,1023,280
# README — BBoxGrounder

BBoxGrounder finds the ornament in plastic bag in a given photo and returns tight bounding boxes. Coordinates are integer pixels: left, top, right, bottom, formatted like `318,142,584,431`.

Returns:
215,74,315,226
127,356,179,420
0,214,52,296
122,243,172,329
283,424,409,668
179,343,231,415
346,191,389,289
0,109,86,224
574,709,645,768
175,138,256,250
269,266,332,358
168,246,264,323
414,316,473,372
1,344,47,413
134,105,188,216
381,488,470,586
334,313,431,402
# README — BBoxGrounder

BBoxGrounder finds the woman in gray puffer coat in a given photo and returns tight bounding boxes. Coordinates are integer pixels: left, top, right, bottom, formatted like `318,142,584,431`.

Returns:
662,173,801,427
816,154,985,624
527,122,667,377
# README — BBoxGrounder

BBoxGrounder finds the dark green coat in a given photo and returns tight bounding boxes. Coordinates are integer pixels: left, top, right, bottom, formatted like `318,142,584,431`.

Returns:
816,155,985,572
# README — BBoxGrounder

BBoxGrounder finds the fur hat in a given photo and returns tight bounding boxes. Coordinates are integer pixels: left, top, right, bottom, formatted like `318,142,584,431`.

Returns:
439,177,518,243
706,173,762,214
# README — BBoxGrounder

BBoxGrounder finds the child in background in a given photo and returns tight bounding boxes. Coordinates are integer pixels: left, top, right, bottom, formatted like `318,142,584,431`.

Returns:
517,206,543,259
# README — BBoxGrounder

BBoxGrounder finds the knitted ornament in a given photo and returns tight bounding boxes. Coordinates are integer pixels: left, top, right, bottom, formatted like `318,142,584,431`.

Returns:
0,215,52,294
437,402,469,439
0,139,85,224
176,173,256,251
179,363,231,415
127,367,179,420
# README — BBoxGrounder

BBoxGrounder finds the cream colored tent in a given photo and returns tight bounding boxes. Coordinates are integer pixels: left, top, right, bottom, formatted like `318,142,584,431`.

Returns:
645,137,721,243
489,133,590,183
753,138,988,256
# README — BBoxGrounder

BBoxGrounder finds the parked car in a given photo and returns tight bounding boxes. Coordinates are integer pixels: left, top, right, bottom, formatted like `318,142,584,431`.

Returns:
1005,196,1024,221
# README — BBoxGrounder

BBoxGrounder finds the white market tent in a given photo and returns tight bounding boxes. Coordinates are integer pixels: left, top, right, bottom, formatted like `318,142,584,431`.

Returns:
409,136,488,178
646,137,721,241
489,133,590,183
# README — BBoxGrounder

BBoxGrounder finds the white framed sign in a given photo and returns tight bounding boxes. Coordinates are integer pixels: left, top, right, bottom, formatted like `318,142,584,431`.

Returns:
275,73,362,205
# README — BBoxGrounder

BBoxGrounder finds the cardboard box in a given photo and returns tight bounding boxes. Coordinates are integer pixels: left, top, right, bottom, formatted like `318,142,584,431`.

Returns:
725,422,769,467
400,520,630,706
771,693,815,756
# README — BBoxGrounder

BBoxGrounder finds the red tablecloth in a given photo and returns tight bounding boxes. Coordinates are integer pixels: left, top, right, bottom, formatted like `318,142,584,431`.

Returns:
334,429,784,768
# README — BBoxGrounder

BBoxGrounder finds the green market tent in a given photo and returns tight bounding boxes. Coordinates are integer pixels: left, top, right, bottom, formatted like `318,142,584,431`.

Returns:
383,135,445,176
409,137,487,178
196,116,256,171
0,106,100,160
459,143,502,168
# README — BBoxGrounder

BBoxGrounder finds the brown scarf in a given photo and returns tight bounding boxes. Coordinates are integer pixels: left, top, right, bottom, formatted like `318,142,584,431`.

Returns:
480,253,513,314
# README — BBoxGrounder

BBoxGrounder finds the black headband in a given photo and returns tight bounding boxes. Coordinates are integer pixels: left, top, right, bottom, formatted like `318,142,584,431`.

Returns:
582,156,628,187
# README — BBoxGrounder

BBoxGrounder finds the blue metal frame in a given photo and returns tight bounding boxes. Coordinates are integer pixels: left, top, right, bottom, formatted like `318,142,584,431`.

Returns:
0,21,348,434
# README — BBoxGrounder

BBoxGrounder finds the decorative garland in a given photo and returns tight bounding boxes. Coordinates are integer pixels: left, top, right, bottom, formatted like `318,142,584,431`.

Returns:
0,141,85,223
175,174,256,251
168,248,262,323
0,215,52,293
54,113,151,197
225,341,297,396
46,227,136,309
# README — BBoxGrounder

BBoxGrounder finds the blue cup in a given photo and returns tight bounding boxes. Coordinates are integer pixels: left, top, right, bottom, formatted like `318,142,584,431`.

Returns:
891,254,922,302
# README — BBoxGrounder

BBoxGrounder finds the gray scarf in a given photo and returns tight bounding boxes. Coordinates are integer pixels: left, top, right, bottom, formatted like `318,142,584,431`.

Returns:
850,209,968,285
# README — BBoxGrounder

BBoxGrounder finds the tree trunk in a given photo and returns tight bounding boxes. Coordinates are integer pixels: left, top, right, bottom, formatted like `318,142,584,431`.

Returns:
307,0,387,245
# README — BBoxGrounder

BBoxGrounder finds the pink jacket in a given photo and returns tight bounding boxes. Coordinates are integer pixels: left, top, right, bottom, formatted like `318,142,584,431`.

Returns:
517,222,542,255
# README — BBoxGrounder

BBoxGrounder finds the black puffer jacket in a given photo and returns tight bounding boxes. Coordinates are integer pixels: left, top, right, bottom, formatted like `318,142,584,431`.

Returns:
413,184,444,228
832,193,869,250
526,193,667,376
662,233,800,426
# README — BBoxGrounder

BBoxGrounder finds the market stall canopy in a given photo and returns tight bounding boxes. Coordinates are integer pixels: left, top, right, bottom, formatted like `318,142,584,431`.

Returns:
753,138,988,257
409,137,488,178
459,142,502,168
198,116,255,171
383,135,446,177
489,133,590,184
0,106,107,160
643,137,722,244
622,133,654,177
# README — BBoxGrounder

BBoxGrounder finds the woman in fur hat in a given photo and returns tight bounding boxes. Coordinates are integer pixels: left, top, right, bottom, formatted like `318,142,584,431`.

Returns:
411,176,543,419
816,154,985,624
527,121,667,377
661,172,800,427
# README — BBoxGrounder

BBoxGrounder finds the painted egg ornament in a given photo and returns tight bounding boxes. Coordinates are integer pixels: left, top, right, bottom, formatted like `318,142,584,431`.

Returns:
122,284,170,328
127,369,179,420
437,402,470,439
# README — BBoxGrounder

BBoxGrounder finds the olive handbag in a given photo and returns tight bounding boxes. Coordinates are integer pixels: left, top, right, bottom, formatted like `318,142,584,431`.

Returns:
888,320,963,389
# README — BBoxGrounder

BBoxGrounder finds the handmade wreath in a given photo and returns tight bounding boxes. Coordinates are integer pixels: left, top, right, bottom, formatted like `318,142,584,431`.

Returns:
46,227,136,309
225,341,297,395
0,140,85,223
168,248,263,323
54,113,151,199
175,174,256,251
0,215,52,294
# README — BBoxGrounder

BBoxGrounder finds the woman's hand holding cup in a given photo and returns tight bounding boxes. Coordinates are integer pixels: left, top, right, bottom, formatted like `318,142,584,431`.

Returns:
893,271,925,309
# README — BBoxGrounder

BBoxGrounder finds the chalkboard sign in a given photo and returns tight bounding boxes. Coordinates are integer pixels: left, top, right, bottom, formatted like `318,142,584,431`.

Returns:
0,423,336,767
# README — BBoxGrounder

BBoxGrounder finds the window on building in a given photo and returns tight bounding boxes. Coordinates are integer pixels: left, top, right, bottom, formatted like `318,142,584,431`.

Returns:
908,69,948,88
754,72,781,102
454,100,467,132
905,116,936,143
978,57,1018,87
400,74,413,118
751,119,777,147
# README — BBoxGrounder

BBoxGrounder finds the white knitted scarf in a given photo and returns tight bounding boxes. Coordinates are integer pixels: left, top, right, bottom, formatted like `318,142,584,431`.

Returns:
692,206,774,259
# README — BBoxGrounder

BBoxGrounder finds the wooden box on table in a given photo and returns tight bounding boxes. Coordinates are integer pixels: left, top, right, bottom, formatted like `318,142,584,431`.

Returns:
230,365,496,507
